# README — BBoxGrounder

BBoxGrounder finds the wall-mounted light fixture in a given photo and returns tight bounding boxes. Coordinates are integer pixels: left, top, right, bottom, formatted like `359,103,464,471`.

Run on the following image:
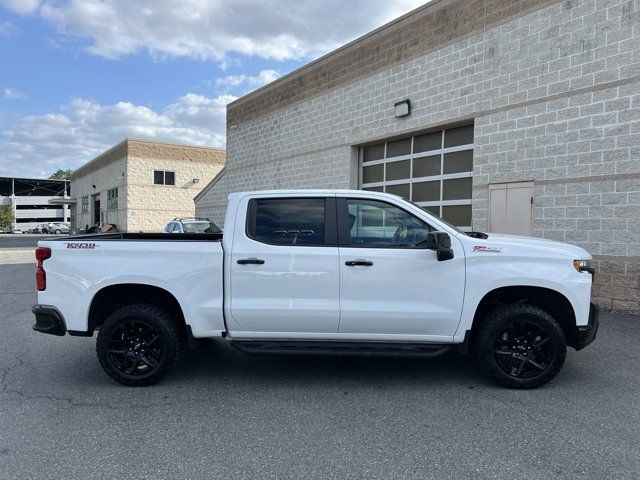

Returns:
394,99,411,118
192,178,200,184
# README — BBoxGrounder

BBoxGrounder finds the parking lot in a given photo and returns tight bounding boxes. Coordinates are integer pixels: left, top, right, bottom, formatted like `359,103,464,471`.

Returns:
0,234,51,249
1,248,639,479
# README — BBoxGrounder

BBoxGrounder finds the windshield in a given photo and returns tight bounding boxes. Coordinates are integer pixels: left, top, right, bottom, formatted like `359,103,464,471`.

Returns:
182,221,222,234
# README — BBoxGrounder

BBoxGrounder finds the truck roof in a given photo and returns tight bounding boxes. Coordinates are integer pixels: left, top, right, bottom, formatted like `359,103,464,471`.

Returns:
227,189,402,200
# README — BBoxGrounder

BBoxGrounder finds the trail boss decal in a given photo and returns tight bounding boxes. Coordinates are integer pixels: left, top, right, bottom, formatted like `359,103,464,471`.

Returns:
65,242,97,249
472,245,501,253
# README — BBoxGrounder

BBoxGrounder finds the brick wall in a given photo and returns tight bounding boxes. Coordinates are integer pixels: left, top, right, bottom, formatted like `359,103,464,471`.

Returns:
196,0,640,312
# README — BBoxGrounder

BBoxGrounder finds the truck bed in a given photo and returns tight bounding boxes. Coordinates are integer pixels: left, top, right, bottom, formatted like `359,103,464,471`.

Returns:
49,232,223,242
37,233,225,337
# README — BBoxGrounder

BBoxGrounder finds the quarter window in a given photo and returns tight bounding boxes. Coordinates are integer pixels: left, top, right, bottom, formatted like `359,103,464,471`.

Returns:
360,124,473,230
154,170,176,186
346,199,432,248
249,198,326,246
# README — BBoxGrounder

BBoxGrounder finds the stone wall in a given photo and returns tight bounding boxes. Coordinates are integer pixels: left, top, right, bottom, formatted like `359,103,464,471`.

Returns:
72,139,225,232
126,142,225,232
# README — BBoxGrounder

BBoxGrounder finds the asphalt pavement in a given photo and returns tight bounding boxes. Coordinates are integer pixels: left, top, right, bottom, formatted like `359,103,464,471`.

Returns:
0,258,639,479
0,234,56,249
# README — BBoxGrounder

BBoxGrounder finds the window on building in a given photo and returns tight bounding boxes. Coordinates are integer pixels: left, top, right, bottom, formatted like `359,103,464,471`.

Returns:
107,188,118,210
248,198,326,246
81,196,89,213
359,124,474,230
154,170,176,186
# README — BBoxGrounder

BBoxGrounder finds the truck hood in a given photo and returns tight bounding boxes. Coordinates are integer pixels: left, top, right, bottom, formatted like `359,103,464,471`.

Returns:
472,233,591,260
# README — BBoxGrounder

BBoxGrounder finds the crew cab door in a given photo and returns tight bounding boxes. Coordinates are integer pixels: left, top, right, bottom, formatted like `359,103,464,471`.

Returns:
337,197,465,340
228,195,340,335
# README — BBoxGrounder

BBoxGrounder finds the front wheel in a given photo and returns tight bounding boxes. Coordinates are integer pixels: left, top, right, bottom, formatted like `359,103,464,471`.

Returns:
54,229,61,235
96,304,182,386
473,303,566,389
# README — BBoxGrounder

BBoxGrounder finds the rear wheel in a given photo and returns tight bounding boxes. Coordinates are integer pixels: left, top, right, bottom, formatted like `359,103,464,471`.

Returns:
54,229,61,235
96,303,181,386
473,303,566,389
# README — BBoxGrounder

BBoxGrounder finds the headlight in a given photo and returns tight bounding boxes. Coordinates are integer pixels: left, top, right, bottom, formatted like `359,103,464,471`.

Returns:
573,259,595,274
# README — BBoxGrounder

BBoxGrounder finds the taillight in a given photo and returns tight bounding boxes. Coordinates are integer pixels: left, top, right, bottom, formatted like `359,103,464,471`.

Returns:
35,247,51,291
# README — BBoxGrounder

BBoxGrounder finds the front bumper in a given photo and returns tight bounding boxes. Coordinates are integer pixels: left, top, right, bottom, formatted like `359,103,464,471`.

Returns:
32,305,66,336
575,302,599,351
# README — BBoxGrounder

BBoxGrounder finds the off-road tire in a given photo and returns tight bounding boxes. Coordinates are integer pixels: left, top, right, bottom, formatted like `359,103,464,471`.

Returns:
96,303,182,386
473,303,566,389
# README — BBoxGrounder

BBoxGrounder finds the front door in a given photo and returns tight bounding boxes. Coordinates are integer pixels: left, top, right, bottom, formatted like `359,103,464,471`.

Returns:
92,194,100,226
337,197,465,340
228,196,340,335
489,182,533,236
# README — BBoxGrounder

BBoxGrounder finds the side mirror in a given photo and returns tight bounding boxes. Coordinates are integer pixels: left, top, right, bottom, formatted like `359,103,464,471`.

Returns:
425,231,454,261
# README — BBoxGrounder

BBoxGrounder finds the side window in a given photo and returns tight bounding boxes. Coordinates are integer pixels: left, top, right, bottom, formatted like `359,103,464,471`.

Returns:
250,198,326,246
346,199,433,247
172,222,182,233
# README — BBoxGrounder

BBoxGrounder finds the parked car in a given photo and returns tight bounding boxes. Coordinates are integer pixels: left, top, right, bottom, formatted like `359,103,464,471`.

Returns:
32,224,48,234
162,218,222,234
46,223,70,235
32,190,598,389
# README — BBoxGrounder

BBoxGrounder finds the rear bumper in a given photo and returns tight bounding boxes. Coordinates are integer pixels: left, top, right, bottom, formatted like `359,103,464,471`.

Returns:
32,305,66,336
575,302,599,351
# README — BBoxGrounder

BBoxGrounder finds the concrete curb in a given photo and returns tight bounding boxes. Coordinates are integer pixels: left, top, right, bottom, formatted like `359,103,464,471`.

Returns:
0,249,35,264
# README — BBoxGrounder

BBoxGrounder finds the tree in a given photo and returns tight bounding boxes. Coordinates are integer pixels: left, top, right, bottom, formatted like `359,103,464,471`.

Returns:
49,169,74,180
0,205,15,232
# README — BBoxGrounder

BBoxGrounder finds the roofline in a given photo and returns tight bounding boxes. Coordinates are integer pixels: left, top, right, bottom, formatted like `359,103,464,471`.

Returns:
0,176,69,183
194,166,226,203
228,0,441,108
71,138,128,179
124,137,226,153
72,137,226,179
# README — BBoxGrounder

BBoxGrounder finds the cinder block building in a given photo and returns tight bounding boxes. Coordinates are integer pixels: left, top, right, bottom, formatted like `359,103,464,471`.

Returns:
71,139,225,232
196,0,640,313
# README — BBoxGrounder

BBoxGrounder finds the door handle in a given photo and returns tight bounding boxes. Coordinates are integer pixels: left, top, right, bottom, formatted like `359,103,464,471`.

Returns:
345,260,373,267
237,258,265,265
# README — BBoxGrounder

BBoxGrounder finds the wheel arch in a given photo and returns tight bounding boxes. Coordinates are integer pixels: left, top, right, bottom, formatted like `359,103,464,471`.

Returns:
87,283,188,341
467,286,578,349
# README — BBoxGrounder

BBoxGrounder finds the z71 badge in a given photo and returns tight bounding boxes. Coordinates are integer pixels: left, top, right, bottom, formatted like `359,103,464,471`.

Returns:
65,243,97,249
472,245,501,253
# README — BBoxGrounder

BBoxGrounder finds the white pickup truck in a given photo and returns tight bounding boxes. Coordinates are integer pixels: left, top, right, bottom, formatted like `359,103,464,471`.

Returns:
32,190,598,389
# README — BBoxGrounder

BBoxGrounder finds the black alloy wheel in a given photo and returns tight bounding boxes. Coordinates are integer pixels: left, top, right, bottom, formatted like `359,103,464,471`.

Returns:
493,320,553,378
96,304,181,386
473,303,567,389
107,319,164,376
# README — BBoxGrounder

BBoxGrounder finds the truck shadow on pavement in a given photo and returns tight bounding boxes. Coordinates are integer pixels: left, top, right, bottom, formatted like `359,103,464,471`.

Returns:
170,340,498,390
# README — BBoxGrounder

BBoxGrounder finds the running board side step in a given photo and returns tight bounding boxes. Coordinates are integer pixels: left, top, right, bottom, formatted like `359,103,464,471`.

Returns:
230,340,452,358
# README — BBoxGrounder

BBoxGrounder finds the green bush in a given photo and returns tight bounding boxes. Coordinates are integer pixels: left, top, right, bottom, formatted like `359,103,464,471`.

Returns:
0,204,15,232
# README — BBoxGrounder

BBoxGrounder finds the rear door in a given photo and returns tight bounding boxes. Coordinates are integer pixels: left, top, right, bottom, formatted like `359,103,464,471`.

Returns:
228,195,340,335
337,197,465,340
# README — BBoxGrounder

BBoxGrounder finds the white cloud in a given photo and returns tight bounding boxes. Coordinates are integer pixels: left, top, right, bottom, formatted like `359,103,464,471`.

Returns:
0,20,19,36
5,0,428,62
0,93,235,177
3,87,28,100
0,0,41,15
215,69,281,91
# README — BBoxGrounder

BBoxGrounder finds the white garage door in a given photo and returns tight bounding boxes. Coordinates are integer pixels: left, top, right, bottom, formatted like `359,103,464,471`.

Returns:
359,124,474,230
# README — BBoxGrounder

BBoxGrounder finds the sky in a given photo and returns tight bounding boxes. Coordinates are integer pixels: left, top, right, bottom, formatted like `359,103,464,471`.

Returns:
0,0,428,179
